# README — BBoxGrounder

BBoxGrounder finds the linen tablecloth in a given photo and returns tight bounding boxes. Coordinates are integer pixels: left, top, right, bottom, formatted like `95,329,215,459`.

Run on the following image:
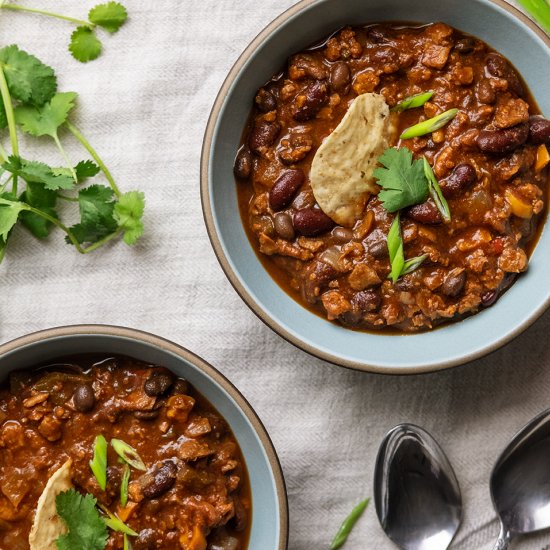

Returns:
1,1,549,548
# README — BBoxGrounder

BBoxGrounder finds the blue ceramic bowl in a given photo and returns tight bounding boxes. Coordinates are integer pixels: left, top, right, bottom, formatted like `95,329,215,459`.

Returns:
201,0,550,374
0,325,288,549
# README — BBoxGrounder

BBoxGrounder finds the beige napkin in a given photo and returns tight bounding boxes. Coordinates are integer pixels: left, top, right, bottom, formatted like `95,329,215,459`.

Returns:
1,0,549,548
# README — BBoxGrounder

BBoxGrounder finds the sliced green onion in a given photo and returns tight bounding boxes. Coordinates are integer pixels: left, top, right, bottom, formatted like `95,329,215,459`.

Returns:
402,254,428,276
387,213,404,283
89,434,108,491
330,498,370,550
516,0,550,35
423,157,451,222
111,439,146,471
400,108,459,140
391,90,434,112
124,534,134,550
120,463,130,507
100,505,138,536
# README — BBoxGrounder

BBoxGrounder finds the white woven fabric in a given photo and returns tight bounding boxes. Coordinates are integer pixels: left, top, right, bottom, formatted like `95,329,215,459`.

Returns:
1,1,549,548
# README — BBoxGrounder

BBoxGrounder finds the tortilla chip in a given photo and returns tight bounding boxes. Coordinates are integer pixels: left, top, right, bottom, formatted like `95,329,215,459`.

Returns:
29,459,73,550
310,93,396,226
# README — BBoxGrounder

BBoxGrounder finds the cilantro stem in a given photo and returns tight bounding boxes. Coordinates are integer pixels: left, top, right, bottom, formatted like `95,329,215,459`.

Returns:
1,4,92,27
52,133,77,182
0,173,13,194
66,121,121,197
0,142,8,163
0,65,19,193
25,205,122,253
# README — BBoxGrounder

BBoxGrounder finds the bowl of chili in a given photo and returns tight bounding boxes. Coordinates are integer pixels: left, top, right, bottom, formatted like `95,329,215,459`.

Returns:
0,325,288,549
201,0,550,373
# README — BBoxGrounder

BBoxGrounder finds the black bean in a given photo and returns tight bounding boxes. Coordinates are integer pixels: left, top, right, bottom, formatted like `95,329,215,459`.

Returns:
442,164,477,198
475,79,496,105
172,379,189,395
134,409,160,421
73,384,95,413
405,200,443,225
367,26,388,43
144,372,173,397
293,81,329,122
481,289,498,307
477,123,529,154
255,88,277,113
441,270,467,297
142,461,177,499
249,120,281,155
351,289,381,312
134,528,157,550
269,169,305,211
485,53,524,96
329,62,351,94
454,37,475,54
293,208,335,236
233,147,252,180
366,230,389,259
302,261,338,304
331,227,354,243
106,465,122,497
273,212,295,240
528,116,550,145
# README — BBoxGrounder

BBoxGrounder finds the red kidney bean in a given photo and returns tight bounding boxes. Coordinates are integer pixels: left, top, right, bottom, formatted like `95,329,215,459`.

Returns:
329,62,351,94
528,116,550,145
233,147,253,180
249,120,281,155
454,37,475,54
485,53,524,96
269,169,305,211
481,289,498,307
293,81,329,122
405,200,443,225
255,88,277,113
441,270,467,297
476,122,529,154
142,461,177,499
442,163,477,198
351,289,382,312
273,212,295,240
293,208,335,236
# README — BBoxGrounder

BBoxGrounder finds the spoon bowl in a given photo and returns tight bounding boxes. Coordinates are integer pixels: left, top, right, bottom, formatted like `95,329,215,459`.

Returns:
374,424,462,550
490,408,550,549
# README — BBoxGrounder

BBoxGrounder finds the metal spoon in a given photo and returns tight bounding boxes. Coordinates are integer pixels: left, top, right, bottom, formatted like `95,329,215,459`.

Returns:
374,424,462,550
491,407,550,549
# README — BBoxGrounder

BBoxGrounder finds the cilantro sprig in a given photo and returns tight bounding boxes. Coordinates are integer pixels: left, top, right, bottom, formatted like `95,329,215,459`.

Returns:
55,489,108,550
0,46,145,262
0,2,128,63
374,147,450,281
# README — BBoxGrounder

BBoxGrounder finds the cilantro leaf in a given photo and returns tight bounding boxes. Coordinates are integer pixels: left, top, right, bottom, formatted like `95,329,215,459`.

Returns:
89,2,128,33
374,147,429,213
0,197,27,241
113,191,144,245
75,160,100,181
69,27,102,63
15,92,77,138
2,156,74,190
0,45,57,105
69,185,117,244
55,489,108,550
19,182,58,238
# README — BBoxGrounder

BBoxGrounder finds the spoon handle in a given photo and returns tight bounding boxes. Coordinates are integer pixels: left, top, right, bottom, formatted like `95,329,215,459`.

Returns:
492,524,512,550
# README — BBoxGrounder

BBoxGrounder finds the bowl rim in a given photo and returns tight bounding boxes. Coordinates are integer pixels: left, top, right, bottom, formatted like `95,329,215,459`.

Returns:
200,0,550,375
0,324,289,550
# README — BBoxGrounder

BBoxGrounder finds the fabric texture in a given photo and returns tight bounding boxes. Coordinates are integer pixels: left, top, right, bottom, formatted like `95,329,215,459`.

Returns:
1,0,549,548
